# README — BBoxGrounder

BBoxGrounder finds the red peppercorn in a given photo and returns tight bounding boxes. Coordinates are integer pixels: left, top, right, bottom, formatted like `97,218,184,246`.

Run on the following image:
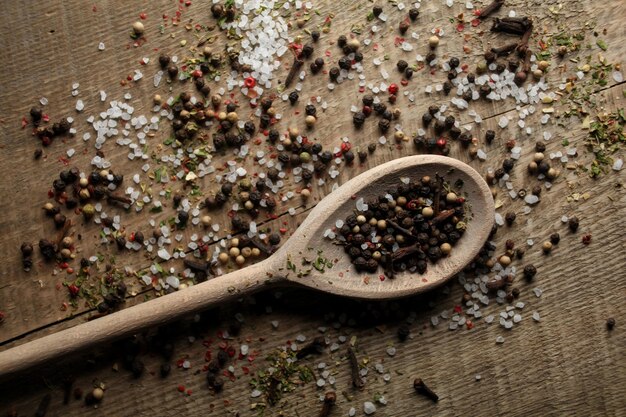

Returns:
362,105,372,116
244,77,256,88
68,284,80,297
436,138,447,148
388,83,399,94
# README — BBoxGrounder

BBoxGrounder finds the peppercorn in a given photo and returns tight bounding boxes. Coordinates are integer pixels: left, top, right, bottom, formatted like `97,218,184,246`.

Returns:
378,119,390,133
344,150,355,164
448,57,460,69
502,159,515,173
550,233,560,245
311,30,320,42
177,210,189,227
167,64,178,78
329,67,340,81
542,241,552,254
353,112,366,128
568,216,579,232
523,264,537,280
422,113,433,127
372,5,383,17
442,80,453,95
409,8,419,20
399,20,409,34
505,212,516,226
397,60,408,72
434,120,445,135
606,318,616,330
288,91,299,104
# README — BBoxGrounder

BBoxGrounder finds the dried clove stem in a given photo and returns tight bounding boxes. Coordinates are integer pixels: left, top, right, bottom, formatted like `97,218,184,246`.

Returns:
250,236,275,256
106,191,133,206
55,219,72,247
296,336,326,359
478,0,505,20
183,259,216,276
318,391,337,417
386,220,417,240
491,42,518,57
516,24,533,55
433,175,443,215
384,251,395,279
431,209,455,225
391,243,423,262
491,17,531,35
347,347,365,389
413,378,439,403
284,58,304,88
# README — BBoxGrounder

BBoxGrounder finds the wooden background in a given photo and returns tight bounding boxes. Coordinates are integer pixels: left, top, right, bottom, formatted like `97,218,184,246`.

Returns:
0,0,624,415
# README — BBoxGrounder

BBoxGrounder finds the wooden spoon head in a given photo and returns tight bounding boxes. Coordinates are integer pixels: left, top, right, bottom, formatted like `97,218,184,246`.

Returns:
274,155,495,299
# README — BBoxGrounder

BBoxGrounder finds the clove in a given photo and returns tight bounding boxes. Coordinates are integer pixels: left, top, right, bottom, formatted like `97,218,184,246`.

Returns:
491,42,518,57
318,391,337,417
478,0,505,20
413,378,439,402
431,209,455,225
250,236,275,256
106,191,133,207
387,220,417,240
491,17,531,35
296,336,326,359
516,24,533,55
284,57,304,88
391,243,423,262
347,347,365,389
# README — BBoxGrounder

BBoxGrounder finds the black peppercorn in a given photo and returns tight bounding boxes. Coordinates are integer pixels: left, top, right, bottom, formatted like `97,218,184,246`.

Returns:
320,151,333,163
606,318,616,330
311,30,320,42
459,132,472,147
337,35,347,48
358,150,367,161
399,20,409,35
373,102,386,115
211,3,224,17
502,159,515,173
167,64,178,78
373,5,383,17
409,8,419,20
344,150,355,164
30,107,43,122
177,210,189,226
259,114,271,128
378,119,390,133
52,179,66,192
422,112,433,127
426,52,436,64
288,91,299,104
443,80,453,95
368,143,377,153
444,115,455,130
353,111,366,128
505,212,516,225
405,68,413,79
268,233,281,246
535,142,546,152
434,119,445,135
568,216,579,232
523,264,537,280
467,73,476,83
362,95,374,107
479,84,492,98
329,67,340,81
495,63,506,74
550,233,560,245
397,60,408,72
301,43,314,58
448,57,460,69
116,236,126,249
485,130,495,144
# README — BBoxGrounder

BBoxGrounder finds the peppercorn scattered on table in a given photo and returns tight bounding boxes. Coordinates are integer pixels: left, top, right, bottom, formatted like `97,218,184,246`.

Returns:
0,0,624,415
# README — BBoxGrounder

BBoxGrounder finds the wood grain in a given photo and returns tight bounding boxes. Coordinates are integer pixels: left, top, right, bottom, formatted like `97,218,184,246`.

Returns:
0,0,625,415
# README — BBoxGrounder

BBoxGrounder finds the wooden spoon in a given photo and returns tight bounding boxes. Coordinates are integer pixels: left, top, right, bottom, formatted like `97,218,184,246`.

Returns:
0,155,494,377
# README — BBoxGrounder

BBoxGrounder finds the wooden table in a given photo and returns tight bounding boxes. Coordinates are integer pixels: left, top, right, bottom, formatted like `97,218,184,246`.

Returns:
0,0,624,415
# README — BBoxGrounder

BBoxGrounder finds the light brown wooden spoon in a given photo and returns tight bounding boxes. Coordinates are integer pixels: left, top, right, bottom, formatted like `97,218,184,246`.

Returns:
0,155,494,377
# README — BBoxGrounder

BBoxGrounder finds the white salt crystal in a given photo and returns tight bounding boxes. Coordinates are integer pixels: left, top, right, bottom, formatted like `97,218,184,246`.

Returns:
166,276,180,289
532,311,541,322
498,116,509,128
612,158,623,171
524,195,539,205
157,248,171,260
496,336,505,344
75,100,84,112
98,42,105,51
613,71,624,83
364,402,376,415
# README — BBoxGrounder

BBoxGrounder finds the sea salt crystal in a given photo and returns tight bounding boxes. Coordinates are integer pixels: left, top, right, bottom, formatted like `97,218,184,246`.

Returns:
98,42,105,51
524,195,539,205
251,389,262,398
612,158,623,171
613,71,624,83
166,276,180,289
532,312,541,322
496,336,505,344
364,402,376,415
386,346,396,356
158,248,171,260
498,116,509,128
75,100,84,112
513,314,522,323
533,287,543,297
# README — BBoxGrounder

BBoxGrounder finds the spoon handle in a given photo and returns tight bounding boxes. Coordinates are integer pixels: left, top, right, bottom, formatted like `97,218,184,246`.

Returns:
0,258,280,378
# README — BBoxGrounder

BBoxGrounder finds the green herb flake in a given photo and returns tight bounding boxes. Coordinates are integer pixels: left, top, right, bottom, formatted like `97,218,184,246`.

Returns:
596,39,607,51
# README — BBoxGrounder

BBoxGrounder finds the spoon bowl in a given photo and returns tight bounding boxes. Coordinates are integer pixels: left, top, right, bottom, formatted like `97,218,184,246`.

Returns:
0,155,494,377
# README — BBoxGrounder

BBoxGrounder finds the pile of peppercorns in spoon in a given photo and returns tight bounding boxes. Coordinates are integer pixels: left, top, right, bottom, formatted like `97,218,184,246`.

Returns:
337,175,468,278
